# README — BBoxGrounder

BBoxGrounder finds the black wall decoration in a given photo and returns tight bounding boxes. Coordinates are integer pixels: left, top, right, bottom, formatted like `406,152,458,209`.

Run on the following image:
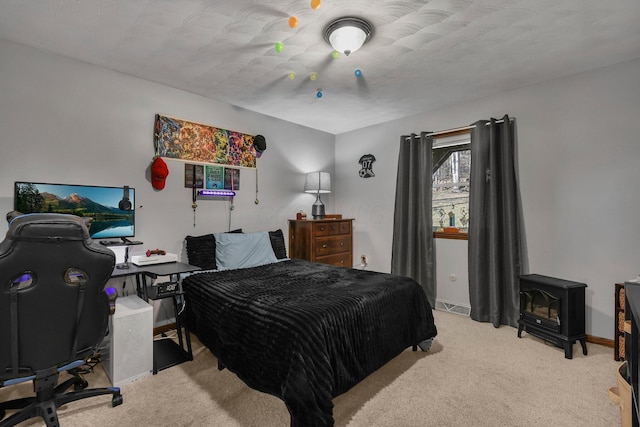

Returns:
358,154,376,178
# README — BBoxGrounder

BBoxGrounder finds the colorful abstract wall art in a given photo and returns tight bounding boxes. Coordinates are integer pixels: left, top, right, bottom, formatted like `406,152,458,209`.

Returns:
154,114,259,168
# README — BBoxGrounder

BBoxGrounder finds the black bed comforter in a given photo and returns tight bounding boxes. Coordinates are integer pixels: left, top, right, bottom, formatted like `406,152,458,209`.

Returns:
182,259,437,426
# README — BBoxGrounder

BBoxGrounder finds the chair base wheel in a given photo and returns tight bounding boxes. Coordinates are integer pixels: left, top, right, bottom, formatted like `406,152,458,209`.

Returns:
74,379,89,391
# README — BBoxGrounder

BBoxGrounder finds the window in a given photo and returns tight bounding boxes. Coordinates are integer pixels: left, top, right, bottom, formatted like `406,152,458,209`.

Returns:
432,131,470,239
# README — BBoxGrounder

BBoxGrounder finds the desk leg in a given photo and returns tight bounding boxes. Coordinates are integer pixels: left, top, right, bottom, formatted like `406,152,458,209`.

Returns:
185,328,193,361
173,295,185,350
173,293,193,361
135,273,145,300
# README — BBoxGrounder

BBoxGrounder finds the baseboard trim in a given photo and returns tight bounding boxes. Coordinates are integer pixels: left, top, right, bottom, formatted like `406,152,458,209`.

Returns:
154,322,177,336
587,335,613,348
155,321,615,349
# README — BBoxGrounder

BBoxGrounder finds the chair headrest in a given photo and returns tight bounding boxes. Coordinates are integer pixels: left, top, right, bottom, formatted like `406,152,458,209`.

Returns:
7,213,91,241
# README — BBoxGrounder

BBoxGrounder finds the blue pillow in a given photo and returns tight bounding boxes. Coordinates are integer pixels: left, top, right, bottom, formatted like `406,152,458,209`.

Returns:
185,229,243,270
214,231,278,270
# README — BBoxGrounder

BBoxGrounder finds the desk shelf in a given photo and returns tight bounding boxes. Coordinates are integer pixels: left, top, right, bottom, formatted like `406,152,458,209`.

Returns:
153,337,192,374
150,292,193,374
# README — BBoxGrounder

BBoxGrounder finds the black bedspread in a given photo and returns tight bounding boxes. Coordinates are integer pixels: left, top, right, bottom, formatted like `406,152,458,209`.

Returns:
182,259,437,426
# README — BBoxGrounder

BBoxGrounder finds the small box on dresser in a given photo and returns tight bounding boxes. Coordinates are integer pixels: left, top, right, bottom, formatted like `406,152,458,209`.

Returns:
288,218,353,267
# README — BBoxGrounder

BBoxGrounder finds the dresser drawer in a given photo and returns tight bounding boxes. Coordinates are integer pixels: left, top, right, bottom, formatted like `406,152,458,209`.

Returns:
313,220,351,237
316,252,352,268
331,221,351,235
313,223,330,236
314,235,351,257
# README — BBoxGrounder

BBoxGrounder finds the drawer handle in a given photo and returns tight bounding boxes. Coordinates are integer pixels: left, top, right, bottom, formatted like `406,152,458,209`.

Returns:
322,244,327,248
340,260,344,264
340,242,344,246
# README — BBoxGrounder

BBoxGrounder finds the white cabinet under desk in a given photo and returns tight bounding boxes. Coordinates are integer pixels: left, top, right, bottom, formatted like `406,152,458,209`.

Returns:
101,295,153,387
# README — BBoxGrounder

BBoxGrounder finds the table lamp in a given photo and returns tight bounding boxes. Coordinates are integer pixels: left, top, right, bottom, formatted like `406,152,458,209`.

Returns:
304,171,331,219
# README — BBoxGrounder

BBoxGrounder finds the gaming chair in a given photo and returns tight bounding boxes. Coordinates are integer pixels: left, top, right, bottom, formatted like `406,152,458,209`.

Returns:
0,213,123,426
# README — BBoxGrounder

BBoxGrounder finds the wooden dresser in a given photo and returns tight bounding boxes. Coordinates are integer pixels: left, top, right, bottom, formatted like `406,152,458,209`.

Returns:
288,218,353,267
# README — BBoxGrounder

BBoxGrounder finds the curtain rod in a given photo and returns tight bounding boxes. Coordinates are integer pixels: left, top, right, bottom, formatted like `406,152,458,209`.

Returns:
426,125,475,137
405,117,515,140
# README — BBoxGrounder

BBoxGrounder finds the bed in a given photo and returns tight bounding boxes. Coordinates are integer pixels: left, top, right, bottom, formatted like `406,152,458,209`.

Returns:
181,230,437,426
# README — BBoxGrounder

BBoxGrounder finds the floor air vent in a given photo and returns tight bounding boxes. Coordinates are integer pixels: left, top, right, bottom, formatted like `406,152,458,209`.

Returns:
435,300,470,316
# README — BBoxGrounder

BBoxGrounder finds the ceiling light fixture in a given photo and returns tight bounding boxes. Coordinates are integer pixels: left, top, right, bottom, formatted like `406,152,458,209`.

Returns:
323,17,373,56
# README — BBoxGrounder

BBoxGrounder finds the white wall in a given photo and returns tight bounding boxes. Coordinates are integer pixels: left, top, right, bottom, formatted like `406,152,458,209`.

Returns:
3,38,638,339
335,57,640,339
0,40,335,324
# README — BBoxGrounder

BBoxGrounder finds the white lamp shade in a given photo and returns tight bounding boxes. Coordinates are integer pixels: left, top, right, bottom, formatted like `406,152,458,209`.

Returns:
329,26,367,55
324,17,373,57
304,171,331,194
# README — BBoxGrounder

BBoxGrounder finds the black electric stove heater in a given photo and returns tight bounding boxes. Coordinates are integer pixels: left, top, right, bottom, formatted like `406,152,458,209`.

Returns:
517,274,587,359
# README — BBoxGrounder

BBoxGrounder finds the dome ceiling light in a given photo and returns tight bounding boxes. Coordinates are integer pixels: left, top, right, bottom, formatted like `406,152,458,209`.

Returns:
323,17,374,56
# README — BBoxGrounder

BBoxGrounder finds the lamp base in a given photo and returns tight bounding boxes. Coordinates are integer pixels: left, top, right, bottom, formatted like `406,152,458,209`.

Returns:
312,200,325,220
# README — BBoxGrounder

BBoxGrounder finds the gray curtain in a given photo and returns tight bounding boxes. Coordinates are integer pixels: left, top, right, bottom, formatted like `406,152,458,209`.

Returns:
391,132,436,307
468,115,522,327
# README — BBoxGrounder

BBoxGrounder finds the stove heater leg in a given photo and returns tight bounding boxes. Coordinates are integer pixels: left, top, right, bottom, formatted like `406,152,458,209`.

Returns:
579,338,587,356
563,341,574,359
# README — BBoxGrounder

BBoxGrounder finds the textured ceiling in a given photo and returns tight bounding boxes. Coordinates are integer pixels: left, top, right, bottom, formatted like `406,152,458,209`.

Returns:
1,0,639,135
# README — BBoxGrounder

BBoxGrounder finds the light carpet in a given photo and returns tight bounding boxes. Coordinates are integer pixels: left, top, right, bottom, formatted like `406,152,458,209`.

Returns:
0,310,622,426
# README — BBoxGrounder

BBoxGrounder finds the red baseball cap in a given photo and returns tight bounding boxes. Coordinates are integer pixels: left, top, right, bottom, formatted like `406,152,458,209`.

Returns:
151,157,169,190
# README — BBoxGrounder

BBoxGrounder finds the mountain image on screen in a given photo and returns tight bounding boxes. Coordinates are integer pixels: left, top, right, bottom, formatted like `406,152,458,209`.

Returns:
14,182,135,239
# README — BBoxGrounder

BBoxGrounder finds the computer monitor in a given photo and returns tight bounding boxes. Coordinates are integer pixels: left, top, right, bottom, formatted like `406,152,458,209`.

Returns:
14,181,135,240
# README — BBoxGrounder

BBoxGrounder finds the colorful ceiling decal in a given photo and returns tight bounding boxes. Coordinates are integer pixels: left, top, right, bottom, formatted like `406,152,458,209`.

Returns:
153,114,258,168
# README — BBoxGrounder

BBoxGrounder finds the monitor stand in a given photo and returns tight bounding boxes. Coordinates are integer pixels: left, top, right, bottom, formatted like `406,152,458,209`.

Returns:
115,246,130,270
100,237,143,246
120,237,143,245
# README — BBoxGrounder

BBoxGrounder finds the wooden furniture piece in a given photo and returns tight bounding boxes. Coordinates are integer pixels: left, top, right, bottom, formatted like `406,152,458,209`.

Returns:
288,218,353,267
624,281,640,427
617,282,626,361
